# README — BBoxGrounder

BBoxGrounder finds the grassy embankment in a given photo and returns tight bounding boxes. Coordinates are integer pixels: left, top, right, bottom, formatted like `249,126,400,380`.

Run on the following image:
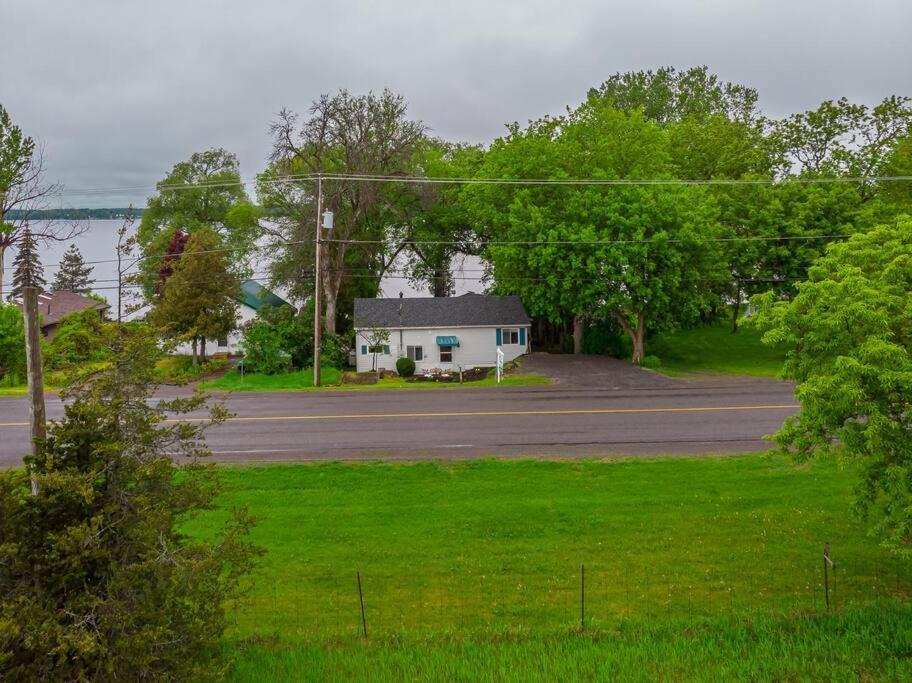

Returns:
183,455,911,680
648,319,788,377
201,367,550,392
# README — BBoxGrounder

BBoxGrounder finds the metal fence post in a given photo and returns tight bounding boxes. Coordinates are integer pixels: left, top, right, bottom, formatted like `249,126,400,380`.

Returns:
823,543,835,612
357,571,368,637
580,564,586,630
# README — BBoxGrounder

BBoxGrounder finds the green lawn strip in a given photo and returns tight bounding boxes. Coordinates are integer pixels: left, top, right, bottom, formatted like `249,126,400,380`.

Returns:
200,368,550,392
185,455,909,642
647,320,788,377
225,602,912,682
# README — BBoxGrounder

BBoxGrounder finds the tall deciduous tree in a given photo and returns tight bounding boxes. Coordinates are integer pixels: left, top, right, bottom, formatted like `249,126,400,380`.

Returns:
392,141,484,297
138,148,258,296
751,218,912,554
150,228,239,366
263,89,426,334
471,103,726,363
9,226,45,299
0,104,81,300
51,244,94,293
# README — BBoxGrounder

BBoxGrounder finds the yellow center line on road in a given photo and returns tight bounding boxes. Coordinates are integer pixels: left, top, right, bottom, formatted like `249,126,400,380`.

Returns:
0,403,801,428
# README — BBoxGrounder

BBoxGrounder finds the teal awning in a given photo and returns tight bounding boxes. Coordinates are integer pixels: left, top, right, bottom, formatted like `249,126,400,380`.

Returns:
436,335,459,346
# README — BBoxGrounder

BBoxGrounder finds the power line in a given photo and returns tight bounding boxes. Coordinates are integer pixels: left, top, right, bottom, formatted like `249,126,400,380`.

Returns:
53,171,912,198
324,233,852,246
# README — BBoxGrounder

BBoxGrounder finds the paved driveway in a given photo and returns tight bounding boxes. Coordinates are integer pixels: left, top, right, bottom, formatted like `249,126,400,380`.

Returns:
522,353,678,389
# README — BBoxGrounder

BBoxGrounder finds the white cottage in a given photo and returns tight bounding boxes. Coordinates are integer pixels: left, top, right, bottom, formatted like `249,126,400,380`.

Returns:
170,279,292,356
353,293,531,374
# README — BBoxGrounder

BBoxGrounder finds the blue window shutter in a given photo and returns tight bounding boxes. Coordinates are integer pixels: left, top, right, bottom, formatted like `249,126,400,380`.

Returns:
496,328,502,345
361,345,367,355
383,345,390,355
519,327,526,346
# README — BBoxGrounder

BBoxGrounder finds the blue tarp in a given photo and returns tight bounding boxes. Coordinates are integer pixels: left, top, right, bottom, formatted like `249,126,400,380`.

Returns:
436,335,459,346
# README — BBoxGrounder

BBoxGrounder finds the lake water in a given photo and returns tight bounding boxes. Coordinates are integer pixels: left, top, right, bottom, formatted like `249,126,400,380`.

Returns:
7,219,485,310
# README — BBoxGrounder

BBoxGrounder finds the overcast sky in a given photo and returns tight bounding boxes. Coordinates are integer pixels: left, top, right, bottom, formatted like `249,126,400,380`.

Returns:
2,0,911,208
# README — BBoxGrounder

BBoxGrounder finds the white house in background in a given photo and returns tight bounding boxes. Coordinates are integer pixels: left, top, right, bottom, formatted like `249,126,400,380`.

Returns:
353,293,531,374
171,279,292,356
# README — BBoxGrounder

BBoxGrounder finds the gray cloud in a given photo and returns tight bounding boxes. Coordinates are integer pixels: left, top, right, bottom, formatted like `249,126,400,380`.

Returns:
2,0,910,207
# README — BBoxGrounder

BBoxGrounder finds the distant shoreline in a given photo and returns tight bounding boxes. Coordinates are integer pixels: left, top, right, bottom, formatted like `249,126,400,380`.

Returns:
4,208,144,220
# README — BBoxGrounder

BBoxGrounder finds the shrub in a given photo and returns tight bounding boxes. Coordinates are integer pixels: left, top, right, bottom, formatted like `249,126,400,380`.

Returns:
257,305,313,369
0,325,259,680
240,319,292,375
640,355,662,369
320,334,350,369
396,357,416,377
0,304,25,382
45,309,112,370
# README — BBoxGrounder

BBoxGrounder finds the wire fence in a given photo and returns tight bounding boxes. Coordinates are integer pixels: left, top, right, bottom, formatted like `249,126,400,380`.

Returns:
229,545,911,640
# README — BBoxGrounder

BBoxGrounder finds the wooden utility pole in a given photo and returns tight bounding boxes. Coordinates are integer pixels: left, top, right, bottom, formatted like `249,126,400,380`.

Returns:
313,174,323,387
22,286,46,495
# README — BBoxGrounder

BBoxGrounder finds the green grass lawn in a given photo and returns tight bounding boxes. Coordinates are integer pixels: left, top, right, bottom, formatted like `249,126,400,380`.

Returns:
201,367,550,392
198,455,911,679
227,602,912,681
648,319,788,377
185,455,910,680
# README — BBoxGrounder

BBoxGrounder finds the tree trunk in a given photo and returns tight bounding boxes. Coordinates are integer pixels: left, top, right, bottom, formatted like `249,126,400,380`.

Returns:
432,268,449,297
731,292,741,334
0,245,5,301
200,338,206,361
191,337,198,368
614,311,647,365
632,316,646,365
324,288,337,336
572,316,584,355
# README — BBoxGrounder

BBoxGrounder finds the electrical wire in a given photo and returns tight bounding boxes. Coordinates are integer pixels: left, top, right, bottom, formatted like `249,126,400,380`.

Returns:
50,171,912,198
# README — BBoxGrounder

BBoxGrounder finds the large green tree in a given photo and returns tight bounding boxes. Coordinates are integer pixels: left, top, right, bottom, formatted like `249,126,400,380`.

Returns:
150,228,240,366
752,218,912,554
389,140,484,297
471,103,726,363
0,104,80,300
138,148,258,295
262,89,427,334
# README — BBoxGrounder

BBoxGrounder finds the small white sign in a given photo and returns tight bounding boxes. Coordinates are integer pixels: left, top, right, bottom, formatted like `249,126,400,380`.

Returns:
496,347,505,384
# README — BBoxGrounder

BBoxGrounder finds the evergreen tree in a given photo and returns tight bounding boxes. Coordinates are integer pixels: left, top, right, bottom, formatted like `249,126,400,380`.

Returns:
9,226,45,299
150,227,239,366
51,244,94,293
0,325,259,679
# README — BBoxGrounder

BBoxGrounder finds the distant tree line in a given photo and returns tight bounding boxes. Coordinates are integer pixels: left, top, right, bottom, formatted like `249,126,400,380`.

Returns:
4,207,143,220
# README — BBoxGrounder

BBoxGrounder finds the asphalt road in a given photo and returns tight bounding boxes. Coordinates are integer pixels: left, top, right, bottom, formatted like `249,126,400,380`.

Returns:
0,356,798,465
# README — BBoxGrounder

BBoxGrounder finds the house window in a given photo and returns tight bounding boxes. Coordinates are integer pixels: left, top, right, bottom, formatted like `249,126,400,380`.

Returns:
368,345,388,355
439,345,453,363
503,328,520,344
406,345,423,361
218,337,229,347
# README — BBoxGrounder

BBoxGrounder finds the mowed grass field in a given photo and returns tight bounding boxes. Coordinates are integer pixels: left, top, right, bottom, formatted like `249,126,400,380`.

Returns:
184,456,912,680
648,320,788,377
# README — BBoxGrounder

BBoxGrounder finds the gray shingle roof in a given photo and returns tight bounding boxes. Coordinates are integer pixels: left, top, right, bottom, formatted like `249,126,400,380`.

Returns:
354,294,530,329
